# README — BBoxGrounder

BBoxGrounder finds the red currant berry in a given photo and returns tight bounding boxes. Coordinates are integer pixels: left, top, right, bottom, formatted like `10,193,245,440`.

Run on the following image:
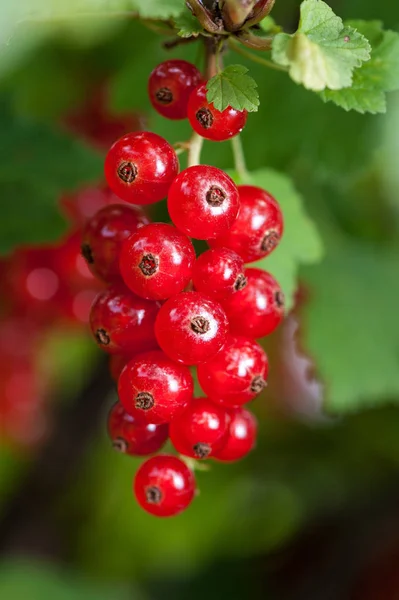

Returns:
187,83,247,141
197,335,268,406
60,185,121,227
107,401,168,455
170,397,230,459
134,454,195,517
168,165,240,240
221,268,284,338
89,284,160,355
213,407,257,462
104,132,179,205
192,248,246,300
109,350,160,382
154,292,229,365
210,185,283,262
119,223,195,300
118,350,193,424
81,204,149,283
148,60,202,120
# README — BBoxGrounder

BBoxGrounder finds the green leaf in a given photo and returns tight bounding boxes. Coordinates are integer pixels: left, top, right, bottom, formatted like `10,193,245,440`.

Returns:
272,0,371,92
206,65,259,113
174,8,202,38
320,21,399,114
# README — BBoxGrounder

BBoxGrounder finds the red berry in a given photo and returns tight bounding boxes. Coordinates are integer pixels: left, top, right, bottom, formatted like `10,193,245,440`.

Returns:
118,350,193,424
209,185,283,262
170,397,230,459
60,185,121,227
134,454,196,517
107,402,168,455
81,204,149,283
52,230,99,291
221,268,284,338
119,223,195,300
148,60,202,120
187,83,247,141
89,284,160,355
104,132,179,205
167,165,240,240
197,335,268,406
109,351,160,382
154,292,229,365
192,248,246,300
213,407,257,462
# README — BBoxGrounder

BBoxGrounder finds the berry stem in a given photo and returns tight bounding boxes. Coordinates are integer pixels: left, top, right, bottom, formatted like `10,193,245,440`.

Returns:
231,135,250,182
187,130,204,167
228,37,289,72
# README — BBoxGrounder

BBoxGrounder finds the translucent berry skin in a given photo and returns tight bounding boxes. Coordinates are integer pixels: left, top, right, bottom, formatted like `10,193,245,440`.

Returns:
104,132,179,205
187,83,247,141
118,350,193,424
134,454,195,517
192,248,246,301
81,204,149,283
89,284,160,355
109,349,160,382
108,402,169,456
213,407,257,462
119,223,195,300
209,185,283,263
197,335,268,406
221,268,284,338
154,291,229,365
170,397,230,459
167,165,240,240
148,60,202,120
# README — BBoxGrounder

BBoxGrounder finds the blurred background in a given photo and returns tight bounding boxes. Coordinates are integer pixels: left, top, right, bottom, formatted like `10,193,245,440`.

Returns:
1,0,399,598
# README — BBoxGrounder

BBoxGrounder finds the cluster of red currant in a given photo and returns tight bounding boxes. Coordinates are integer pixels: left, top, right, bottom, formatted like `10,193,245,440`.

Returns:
83,59,284,517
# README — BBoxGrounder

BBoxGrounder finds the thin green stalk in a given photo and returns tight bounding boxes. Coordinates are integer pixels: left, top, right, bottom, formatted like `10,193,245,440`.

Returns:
228,38,288,72
187,131,204,167
231,135,250,182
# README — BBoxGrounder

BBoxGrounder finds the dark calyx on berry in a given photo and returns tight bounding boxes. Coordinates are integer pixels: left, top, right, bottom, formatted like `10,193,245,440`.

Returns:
275,290,285,308
190,316,210,334
234,273,247,291
139,253,158,276
117,161,138,183
206,186,226,207
95,328,110,346
146,485,162,504
250,375,267,394
261,230,280,253
81,242,94,264
193,442,211,459
112,437,128,453
135,392,155,410
155,87,173,104
196,107,213,129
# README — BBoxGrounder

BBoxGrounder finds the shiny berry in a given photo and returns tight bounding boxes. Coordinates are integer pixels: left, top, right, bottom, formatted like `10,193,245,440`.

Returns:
81,204,149,283
119,223,195,300
109,350,160,382
89,284,160,355
187,83,247,141
118,350,193,424
104,132,179,205
107,402,168,455
221,268,284,338
197,335,268,406
167,165,240,240
170,397,230,459
154,292,229,365
148,60,202,120
213,407,257,462
134,454,196,517
210,185,283,262
192,248,246,300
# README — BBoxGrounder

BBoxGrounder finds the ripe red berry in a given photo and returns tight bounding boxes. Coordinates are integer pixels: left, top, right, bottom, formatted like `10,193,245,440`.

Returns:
197,335,268,406
154,292,229,365
118,350,193,424
119,223,195,300
221,268,284,338
167,165,240,240
213,407,257,462
192,248,246,300
209,185,283,262
187,83,247,141
60,185,121,227
89,284,160,355
81,204,149,283
148,60,202,120
109,353,131,382
104,132,179,205
134,454,196,517
107,402,168,455
170,397,230,459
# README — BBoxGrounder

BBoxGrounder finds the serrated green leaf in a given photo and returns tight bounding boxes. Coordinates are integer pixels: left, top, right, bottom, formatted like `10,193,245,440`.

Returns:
174,8,202,38
206,65,259,113
272,0,371,92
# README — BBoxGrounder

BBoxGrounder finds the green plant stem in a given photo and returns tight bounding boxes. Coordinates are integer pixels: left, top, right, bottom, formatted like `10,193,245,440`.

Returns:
228,38,288,72
231,135,250,181
187,131,204,167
